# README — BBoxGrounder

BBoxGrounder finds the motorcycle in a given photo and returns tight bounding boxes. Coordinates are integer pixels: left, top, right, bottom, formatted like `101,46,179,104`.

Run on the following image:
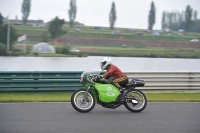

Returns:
71,71,147,113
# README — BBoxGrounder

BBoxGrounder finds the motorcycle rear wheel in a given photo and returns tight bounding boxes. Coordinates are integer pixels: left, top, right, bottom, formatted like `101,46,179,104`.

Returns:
71,88,95,113
124,89,147,112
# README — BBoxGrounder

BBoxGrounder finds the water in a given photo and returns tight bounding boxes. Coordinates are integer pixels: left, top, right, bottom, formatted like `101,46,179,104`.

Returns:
0,56,200,72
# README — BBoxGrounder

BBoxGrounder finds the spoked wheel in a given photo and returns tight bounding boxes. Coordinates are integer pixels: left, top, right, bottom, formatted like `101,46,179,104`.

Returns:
124,89,147,112
71,89,95,113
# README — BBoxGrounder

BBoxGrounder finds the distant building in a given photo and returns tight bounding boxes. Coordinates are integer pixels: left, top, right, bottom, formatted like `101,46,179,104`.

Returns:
164,28,172,32
94,27,106,30
112,30,123,35
65,21,84,26
178,29,185,33
9,19,44,25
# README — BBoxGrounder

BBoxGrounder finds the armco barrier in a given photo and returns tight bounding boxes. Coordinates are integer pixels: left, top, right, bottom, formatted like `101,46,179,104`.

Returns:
0,71,83,92
0,71,200,92
126,72,200,91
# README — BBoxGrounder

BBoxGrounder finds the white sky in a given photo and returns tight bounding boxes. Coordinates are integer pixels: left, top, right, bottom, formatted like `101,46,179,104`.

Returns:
0,0,200,29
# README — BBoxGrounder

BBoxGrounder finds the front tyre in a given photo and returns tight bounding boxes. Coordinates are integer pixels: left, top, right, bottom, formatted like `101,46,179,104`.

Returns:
124,89,147,112
71,88,95,113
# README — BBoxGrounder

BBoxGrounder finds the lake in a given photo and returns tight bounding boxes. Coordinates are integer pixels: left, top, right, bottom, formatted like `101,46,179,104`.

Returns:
0,56,200,72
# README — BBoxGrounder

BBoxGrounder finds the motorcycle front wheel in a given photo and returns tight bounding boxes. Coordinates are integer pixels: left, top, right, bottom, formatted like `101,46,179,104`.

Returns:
71,88,95,113
124,89,147,112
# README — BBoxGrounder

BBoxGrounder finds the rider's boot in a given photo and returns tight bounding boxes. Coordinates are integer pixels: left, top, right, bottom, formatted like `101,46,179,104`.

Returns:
118,87,126,100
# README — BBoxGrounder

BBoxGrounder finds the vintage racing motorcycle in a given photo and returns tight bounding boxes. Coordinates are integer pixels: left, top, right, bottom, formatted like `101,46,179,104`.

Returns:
71,71,147,113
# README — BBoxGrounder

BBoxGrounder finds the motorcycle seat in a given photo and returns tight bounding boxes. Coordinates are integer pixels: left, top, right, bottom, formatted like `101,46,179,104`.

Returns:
126,79,145,87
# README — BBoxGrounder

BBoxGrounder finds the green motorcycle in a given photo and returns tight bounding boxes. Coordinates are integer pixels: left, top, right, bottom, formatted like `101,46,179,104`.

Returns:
71,71,147,113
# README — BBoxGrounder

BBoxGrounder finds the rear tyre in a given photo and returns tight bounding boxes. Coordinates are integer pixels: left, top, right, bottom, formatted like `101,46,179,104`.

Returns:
71,88,95,113
124,89,147,112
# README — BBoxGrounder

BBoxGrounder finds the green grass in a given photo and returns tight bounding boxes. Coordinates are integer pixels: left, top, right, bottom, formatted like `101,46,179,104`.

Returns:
146,93,200,102
10,44,200,58
14,25,199,42
8,49,87,57
0,93,72,102
77,46,200,58
18,30,195,42
0,93,199,102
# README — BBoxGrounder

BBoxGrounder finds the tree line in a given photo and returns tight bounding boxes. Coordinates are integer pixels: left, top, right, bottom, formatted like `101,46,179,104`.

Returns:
20,0,77,27
3,0,200,32
161,6,199,32
1,0,200,49
0,13,17,54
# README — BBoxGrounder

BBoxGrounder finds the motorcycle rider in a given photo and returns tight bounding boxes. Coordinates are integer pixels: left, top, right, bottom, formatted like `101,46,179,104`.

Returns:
99,57,128,99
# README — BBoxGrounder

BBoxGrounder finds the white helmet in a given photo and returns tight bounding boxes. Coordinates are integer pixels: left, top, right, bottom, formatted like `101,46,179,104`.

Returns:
100,57,112,70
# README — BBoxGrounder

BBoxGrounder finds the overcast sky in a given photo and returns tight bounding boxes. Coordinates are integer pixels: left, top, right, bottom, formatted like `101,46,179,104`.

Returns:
0,0,200,29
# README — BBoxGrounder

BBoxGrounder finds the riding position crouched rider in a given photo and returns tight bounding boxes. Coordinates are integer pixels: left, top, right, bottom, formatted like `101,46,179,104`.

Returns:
99,57,129,94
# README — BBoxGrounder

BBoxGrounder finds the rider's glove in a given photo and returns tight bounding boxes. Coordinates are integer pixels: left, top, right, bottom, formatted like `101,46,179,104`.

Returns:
98,75,104,78
96,75,104,82
99,75,108,82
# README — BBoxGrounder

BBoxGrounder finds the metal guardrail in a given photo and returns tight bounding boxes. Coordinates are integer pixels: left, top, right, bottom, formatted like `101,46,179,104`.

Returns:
0,71,200,92
125,72,200,91
0,71,83,92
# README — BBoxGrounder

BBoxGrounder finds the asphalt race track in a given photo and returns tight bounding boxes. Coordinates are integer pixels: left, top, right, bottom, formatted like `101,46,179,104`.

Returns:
0,103,200,133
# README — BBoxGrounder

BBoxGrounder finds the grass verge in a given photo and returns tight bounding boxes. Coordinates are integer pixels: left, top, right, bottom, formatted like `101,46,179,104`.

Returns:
145,93,200,102
77,46,200,58
0,93,200,102
14,25,199,42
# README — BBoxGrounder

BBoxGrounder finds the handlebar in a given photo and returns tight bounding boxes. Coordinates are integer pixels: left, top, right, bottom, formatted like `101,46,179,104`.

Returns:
89,74,98,81
87,74,104,83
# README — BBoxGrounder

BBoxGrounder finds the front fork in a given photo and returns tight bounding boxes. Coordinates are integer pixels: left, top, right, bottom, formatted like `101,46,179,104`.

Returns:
83,85,91,102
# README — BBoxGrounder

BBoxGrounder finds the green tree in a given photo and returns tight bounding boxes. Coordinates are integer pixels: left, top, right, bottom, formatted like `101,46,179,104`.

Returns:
168,13,173,29
0,13,17,50
41,31,49,42
194,10,198,21
21,0,31,25
148,1,156,30
0,43,7,55
55,45,70,54
109,2,117,30
185,5,193,32
161,11,166,30
68,0,77,27
61,45,70,54
0,13,4,47
0,13,3,25
190,20,200,32
48,16,67,39
0,24,18,49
